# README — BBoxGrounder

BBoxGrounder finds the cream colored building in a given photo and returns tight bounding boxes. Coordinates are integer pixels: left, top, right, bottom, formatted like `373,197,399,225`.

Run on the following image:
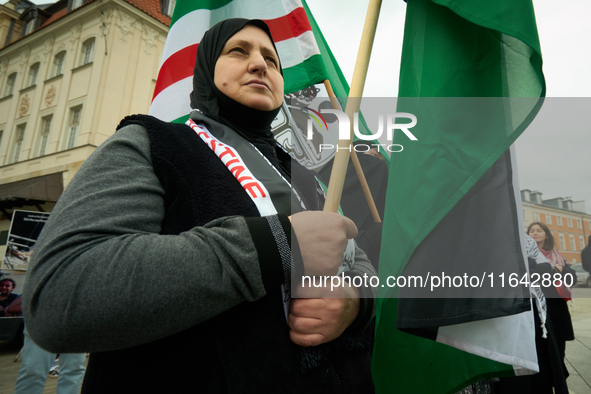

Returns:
0,0,170,263
522,189,590,264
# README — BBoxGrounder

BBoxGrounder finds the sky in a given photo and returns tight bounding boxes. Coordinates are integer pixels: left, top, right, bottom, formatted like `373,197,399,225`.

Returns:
27,0,591,212
305,0,591,213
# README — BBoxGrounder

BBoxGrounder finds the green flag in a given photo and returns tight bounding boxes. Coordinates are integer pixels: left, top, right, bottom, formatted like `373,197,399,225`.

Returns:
373,0,545,392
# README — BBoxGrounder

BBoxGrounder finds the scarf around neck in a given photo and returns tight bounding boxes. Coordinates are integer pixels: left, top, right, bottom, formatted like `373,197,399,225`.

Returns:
539,247,566,267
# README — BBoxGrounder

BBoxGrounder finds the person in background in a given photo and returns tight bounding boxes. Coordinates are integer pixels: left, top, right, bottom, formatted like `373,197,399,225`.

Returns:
489,234,569,394
0,278,20,316
4,293,22,316
14,329,87,394
581,235,591,273
4,278,86,393
527,222,575,380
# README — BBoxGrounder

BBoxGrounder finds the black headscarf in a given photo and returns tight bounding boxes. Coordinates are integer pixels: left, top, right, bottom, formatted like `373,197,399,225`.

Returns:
190,18,283,142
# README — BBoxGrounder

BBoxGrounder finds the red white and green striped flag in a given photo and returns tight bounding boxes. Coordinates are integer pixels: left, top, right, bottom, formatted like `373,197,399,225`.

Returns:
149,0,330,123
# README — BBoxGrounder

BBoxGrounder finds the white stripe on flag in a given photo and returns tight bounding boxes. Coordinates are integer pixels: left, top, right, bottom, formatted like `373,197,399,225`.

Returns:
161,9,209,67
162,0,303,66
281,0,301,15
275,30,320,68
436,311,539,374
149,76,193,121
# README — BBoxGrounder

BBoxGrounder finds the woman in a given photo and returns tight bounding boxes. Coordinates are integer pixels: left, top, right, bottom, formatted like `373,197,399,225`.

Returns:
23,19,376,393
527,222,575,379
0,278,20,317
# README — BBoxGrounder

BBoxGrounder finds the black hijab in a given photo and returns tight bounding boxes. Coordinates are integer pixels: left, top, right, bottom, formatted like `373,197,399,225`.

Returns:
190,18,283,142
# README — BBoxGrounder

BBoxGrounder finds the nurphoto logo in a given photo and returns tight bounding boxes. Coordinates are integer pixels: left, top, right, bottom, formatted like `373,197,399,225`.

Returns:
305,108,418,153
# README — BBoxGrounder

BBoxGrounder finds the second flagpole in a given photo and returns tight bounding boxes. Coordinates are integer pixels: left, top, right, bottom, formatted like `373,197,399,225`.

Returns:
323,0,383,214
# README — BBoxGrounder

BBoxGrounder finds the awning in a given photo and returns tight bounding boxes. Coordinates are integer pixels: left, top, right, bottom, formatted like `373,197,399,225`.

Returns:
0,173,63,213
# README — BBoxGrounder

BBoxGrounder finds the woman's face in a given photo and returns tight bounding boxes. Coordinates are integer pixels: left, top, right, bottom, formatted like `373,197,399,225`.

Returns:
214,25,284,111
528,224,546,245
0,280,14,296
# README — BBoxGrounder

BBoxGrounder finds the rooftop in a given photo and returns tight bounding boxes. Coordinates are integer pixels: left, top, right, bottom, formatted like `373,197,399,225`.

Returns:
1,0,170,50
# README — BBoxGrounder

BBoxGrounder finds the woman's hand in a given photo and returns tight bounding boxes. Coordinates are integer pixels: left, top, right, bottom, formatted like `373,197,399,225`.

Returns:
289,211,358,276
288,282,360,347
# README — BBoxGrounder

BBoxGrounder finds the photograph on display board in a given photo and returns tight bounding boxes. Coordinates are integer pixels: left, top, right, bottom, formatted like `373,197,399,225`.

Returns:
1,210,50,271
0,271,26,317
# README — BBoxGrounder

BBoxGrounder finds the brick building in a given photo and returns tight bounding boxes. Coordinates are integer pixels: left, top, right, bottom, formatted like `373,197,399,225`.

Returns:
522,189,590,264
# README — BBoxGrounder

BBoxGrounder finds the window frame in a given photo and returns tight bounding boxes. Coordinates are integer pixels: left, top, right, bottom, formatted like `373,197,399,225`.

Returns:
13,123,26,163
79,38,95,66
52,51,66,77
38,115,53,156
3,72,17,97
20,8,39,37
66,106,83,149
22,18,36,36
28,62,40,87
559,233,566,250
67,0,88,11
161,0,176,16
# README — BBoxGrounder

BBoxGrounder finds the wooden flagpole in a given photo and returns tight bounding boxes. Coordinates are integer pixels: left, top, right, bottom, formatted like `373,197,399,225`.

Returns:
323,0,383,214
323,79,381,222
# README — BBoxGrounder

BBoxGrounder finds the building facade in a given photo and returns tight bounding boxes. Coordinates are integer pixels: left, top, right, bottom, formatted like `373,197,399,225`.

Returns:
0,0,170,262
522,189,590,264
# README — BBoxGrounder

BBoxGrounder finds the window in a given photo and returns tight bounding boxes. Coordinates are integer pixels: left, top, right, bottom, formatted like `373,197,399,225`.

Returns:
13,124,26,163
580,236,586,250
72,0,84,8
38,115,52,156
22,19,35,36
80,38,95,65
570,235,576,251
559,234,565,250
66,106,82,149
53,51,66,77
556,216,562,226
3,73,17,97
533,212,539,222
577,220,582,229
589,222,591,231
161,0,176,16
28,62,40,87
545,214,552,225
567,218,572,228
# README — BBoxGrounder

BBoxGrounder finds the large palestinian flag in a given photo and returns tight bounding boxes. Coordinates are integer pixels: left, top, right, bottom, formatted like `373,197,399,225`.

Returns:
372,0,545,392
